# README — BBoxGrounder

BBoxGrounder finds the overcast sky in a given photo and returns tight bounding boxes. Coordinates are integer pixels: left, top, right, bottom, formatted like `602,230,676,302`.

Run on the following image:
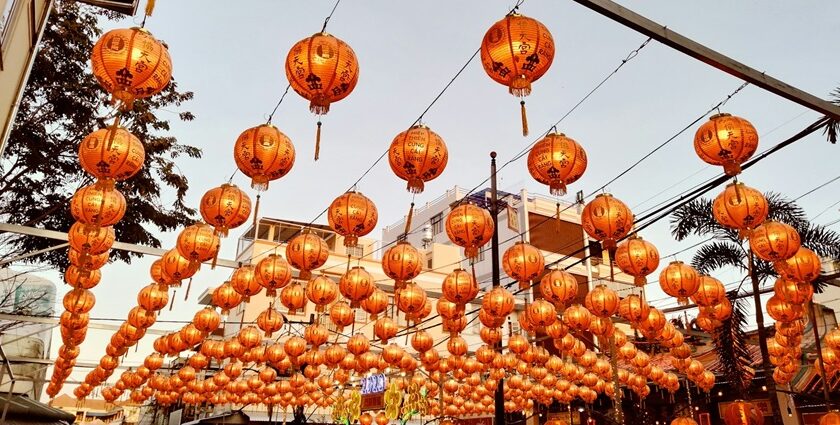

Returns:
22,0,840,395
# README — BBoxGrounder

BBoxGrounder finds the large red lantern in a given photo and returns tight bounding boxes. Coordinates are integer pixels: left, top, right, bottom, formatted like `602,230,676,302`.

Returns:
388,125,448,193
526,132,587,195
614,236,660,286
328,191,378,248
502,241,545,290
581,193,634,251
775,247,821,282
694,113,759,176
233,124,296,191
90,27,172,106
200,183,252,237
446,203,494,260
480,13,554,136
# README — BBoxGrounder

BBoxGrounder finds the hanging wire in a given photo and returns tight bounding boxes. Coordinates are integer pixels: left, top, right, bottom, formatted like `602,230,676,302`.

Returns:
320,0,343,33
266,84,292,124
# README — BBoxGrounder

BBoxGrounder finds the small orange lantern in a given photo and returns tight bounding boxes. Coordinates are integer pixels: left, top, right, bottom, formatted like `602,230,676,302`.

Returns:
563,304,592,332
581,193,634,251
712,183,768,236
694,113,759,176
584,284,619,318
382,240,423,290
211,282,242,315
286,231,329,279
339,266,375,308
766,295,804,323
527,132,587,195
374,317,399,344
70,183,126,231
658,261,700,305
64,266,101,289
774,278,813,305
502,241,545,290
388,125,449,193
306,274,338,311
257,306,285,337
540,269,578,308
329,301,354,331
78,126,145,183
91,27,172,106
176,223,220,267
200,183,252,237
442,268,479,305
254,254,293,297
137,284,169,312
396,283,427,317
480,13,554,136
775,247,821,283
618,294,650,324
161,249,198,285
328,191,378,248
231,265,262,302
722,399,764,425
446,203,494,260
526,299,557,329
691,276,726,307
280,282,306,315
68,222,115,257
614,236,660,286
233,124,296,191
749,221,801,262
64,288,96,315
482,286,515,319
193,308,221,333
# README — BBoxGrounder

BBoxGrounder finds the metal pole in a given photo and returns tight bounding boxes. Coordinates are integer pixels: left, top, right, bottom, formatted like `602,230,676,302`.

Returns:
490,152,505,425
748,252,783,424
809,301,833,411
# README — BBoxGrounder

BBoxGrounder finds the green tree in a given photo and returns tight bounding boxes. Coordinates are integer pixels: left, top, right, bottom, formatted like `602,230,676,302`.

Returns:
0,1,201,269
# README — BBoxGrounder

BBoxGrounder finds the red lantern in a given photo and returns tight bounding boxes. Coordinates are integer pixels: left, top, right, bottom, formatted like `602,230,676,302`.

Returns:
388,125,448,193
286,231,329,280
339,266,375,308
658,261,700,305
775,247,821,283
441,268,479,305
712,182,768,236
584,285,619,318
78,126,145,183
176,223,220,267
70,183,126,230
306,274,338,311
231,265,262,302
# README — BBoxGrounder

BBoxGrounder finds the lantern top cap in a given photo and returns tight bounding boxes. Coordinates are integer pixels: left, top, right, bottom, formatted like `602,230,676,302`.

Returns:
668,260,685,265
709,112,732,120
595,193,613,198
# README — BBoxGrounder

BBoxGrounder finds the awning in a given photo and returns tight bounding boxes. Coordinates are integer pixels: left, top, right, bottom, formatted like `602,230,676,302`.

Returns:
0,394,75,425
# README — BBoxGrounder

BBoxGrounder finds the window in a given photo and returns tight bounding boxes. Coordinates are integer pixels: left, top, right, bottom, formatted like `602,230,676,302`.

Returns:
430,213,443,235
346,244,364,258
477,247,486,262
354,308,368,325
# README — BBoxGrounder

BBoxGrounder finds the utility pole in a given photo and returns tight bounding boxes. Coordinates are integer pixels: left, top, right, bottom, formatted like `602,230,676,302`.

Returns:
748,253,782,424
490,152,505,425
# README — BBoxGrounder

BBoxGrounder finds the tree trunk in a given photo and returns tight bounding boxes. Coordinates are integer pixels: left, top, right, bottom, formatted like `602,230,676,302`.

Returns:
748,252,783,424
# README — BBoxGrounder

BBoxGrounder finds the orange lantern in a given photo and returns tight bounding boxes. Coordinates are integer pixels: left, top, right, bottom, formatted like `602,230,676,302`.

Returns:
68,223,114,260
137,284,168,311
584,284,619,318
176,223,220,267
581,193,634,251
91,27,172,106
285,32,359,160
639,308,667,336
70,183,126,231
412,331,434,353
233,124,296,191
446,203,494,260
722,399,764,425
280,282,306,315
388,125,448,193
480,13,554,136
180,324,205,347
64,266,101,289
658,261,700,305
238,326,262,348
502,241,545,290
161,249,198,284
306,274,338,311
257,307,285,337
671,418,699,425
694,113,759,176
286,231,329,279
774,278,813,305
702,298,733,321
775,247,821,283
231,265,262,302
749,221,801,262
766,295,803,323
339,266,375,308
382,241,422,289
193,308,221,333
482,286,515,319
614,236,660,286
563,304,592,332
149,259,174,286
78,126,145,183
526,299,557,329
211,282,242,315
328,191,378,248
396,283,427,316
127,306,157,329
374,317,399,344
691,276,726,307
527,132,587,195
819,412,840,425
64,288,95,315
346,334,370,356
442,268,479,305
329,301,354,331
540,269,578,308
200,183,252,237
712,183,768,236
618,294,650,324
253,254,293,297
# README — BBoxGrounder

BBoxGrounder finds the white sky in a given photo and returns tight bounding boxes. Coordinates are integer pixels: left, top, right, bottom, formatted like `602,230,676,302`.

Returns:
18,0,840,397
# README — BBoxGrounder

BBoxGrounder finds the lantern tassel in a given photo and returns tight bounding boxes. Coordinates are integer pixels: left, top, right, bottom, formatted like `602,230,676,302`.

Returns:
169,289,177,311
211,250,218,270
554,202,562,234
314,120,322,161
253,194,261,228
520,100,529,137
403,202,415,238
145,0,156,16
184,278,193,301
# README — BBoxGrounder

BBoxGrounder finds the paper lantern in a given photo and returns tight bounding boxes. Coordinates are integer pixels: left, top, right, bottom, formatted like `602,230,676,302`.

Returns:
671,418,698,425
200,183,252,237
441,268,478,305
446,203,494,260
712,182,768,236
581,193,634,251
306,274,338,311
540,269,578,308
211,282,242,315
614,236,660,286
328,191,378,248
68,223,115,258
766,295,803,323
482,286,514,319
480,13,554,136
233,124,296,191
526,299,557,329
563,304,592,332
193,308,221,333
251,253,293,297
280,282,306,315
286,231,329,280
360,287,388,320
136,283,168,312
658,261,700,305
388,125,448,193
329,301,354,331
161,249,198,285
231,265,261,302
91,27,172,106
64,288,95,315
70,183,126,230
396,282,427,316
502,241,545,290
773,278,813,305
584,284,619,318
64,266,101,289
339,266,375,308
723,400,764,425
257,306,285,337
374,317,399,344
749,221,801,262
618,294,650,324
176,223,220,267
527,132,587,195
775,247,821,283
78,126,145,183
691,276,726,307
819,411,840,425
694,113,758,176
382,240,422,289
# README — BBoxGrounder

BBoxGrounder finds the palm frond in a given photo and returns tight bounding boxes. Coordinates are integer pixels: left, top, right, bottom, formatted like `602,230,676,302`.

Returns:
800,224,840,261
766,192,809,229
712,290,753,397
691,241,746,275
825,88,840,143
670,198,726,241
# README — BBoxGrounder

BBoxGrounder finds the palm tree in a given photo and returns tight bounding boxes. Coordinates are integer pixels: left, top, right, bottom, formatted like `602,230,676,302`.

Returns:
670,192,840,420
